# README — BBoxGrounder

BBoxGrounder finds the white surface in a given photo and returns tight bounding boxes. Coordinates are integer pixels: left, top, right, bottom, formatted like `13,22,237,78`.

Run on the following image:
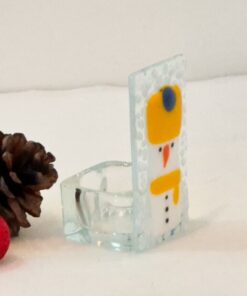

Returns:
1,0,247,91
1,76,247,295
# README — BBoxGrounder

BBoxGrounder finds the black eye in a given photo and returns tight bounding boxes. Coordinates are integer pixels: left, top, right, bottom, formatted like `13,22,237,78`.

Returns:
162,87,176,112
171,142,174,148
158,147,162,152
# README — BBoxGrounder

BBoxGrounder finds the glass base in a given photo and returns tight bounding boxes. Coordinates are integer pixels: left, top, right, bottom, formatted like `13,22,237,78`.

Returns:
61,160,186,251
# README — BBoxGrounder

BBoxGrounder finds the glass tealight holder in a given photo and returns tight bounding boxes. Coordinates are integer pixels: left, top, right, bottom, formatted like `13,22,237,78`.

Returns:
61,55,188,252
61,161,134,251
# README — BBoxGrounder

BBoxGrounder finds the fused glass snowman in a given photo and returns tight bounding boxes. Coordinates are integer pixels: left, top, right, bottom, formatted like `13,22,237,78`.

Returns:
61,55,188,251
147,85,183,238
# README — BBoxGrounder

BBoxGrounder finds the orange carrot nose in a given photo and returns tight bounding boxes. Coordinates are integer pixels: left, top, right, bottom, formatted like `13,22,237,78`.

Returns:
163,144,170,168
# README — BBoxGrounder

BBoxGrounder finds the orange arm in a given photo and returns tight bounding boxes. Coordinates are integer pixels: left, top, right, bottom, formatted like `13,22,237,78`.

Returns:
150,169,181,205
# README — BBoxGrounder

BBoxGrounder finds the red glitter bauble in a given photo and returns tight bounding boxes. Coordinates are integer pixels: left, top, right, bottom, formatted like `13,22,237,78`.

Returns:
0,217,10,259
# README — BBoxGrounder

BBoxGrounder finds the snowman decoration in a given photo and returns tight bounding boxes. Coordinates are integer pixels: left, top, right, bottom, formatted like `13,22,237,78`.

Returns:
146,85,183,238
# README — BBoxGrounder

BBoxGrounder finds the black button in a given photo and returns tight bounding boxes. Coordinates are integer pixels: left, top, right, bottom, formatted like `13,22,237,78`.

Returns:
171,142,174,148
165,207,169,212
165,195,168,200
159,147,162,152
165,218,169,223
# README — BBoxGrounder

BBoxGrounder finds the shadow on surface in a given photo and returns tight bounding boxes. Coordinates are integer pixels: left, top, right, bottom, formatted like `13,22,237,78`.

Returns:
0,254,23,271
156,206,247,252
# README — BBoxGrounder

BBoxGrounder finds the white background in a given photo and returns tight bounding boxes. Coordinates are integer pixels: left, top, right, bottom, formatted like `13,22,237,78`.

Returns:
0,0,247,92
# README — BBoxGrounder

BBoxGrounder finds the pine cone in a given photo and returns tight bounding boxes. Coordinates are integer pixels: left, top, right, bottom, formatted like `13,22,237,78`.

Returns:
0,132,58,236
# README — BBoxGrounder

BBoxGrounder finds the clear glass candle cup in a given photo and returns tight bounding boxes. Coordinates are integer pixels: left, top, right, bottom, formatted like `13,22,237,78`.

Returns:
61,161,134,251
